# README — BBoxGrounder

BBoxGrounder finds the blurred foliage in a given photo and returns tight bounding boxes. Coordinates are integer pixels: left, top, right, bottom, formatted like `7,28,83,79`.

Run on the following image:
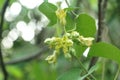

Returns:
0,0,120,80
39,2,57,26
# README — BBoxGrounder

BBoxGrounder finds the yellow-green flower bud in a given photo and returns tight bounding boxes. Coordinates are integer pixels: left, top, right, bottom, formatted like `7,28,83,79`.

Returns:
45,51,57,64
66,39,73,46
63,46,69,54
64,53,71,59
70,48,76,56
56,9,66,25
44,38,52,43
44,37,56,43
71,31,80,38
65,33,71,37
45,35,74,63
79,36,94,47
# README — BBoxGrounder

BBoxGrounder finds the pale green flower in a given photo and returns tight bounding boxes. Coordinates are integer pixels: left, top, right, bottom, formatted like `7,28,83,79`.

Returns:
56,9,66,25
79,36,94,47
71,31,80,38
45,51,57,64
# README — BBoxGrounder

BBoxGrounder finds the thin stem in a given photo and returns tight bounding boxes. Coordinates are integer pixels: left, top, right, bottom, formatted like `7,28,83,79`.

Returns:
67,23,76,32
55,19,63,37
96,0,103,42
65,0,78,17
63,25,67,34
65,0,69,7
74,0,82,14
88,0,105,70
56,21,61,36
103,0,108,19
0,0,10,80
0,49,8,80
74,56,90,80
5,46,48,65
114,66,120,80
73,55,96,80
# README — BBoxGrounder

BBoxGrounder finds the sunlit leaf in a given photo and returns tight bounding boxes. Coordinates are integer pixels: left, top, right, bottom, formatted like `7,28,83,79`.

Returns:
88,42,120,64
39,2,57,26
76,13,96,37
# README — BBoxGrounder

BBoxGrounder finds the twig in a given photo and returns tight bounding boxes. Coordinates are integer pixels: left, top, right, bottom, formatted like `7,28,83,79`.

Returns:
74,0,82,14
97,0,103,42
88,57,98,70
5,46,48,65
88,0,103,70
0,0,10,80
73,55,96,80
65,0,69,7
88,0,108,70
103,0,108,19
65,0,77,16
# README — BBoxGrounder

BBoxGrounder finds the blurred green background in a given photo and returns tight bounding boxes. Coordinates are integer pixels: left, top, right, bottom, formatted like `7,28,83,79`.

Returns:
0,0,120,80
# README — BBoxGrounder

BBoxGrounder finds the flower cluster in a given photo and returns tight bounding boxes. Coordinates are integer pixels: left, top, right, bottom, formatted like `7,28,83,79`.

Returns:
44,31,94,64
44,35,73,64
56,9,66,26
45,7,94,64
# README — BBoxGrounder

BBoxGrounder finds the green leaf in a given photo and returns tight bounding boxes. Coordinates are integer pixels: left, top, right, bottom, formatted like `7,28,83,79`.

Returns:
76,13,96,37
65,13,75,31
88,42,120,64
74,44,87,57
57,68,81,80
64,7,78,12
39,2,57,26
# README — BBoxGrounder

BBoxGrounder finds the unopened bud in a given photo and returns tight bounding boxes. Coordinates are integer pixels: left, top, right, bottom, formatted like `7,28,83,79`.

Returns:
45,51,57,64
